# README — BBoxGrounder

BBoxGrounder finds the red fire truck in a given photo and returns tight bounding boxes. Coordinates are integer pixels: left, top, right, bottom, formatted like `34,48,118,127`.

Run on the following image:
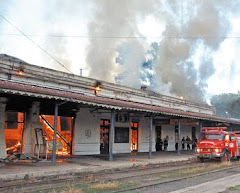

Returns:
196,127,240,162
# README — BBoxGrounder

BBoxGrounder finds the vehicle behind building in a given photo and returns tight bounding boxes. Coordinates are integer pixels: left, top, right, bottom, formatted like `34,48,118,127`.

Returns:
196,127,240,162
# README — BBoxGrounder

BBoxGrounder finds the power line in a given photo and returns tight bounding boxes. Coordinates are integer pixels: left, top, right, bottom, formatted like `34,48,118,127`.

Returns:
1,33,240,39
0,15,72,73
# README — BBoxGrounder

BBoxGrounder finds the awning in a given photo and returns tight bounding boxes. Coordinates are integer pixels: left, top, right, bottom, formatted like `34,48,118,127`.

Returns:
1,80,240,125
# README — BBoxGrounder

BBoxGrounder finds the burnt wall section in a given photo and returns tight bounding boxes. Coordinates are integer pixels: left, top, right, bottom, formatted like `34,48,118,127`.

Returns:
74,108,100,155
23,102,41,156
0,97,7,159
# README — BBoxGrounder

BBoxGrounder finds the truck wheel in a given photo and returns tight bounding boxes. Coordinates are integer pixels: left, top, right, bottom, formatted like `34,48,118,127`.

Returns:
220,152,230,162
198,157,204,163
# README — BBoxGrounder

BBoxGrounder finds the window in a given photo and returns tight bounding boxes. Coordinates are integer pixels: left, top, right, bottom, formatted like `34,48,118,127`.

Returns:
60,117,71,131
5,112,18,129
200,133,224,141
115,127,129,143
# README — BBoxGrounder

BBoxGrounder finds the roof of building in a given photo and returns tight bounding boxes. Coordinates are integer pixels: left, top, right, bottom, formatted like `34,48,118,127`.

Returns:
1,80,240,125
0,54,28,64
0,54,240,125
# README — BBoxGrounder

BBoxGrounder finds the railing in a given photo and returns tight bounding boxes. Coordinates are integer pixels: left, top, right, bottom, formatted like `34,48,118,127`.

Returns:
40,115,71,147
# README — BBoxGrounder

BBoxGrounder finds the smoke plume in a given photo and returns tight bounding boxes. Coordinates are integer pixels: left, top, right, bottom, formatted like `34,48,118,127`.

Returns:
1,0,240,103
86,0,157,85
86,0,237,103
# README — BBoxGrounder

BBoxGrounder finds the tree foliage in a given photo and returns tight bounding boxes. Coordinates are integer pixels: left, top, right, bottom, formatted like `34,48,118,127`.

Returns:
210,92,240,119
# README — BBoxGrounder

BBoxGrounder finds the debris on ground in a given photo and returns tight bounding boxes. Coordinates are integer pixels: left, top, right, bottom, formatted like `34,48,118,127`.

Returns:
0,154,38,163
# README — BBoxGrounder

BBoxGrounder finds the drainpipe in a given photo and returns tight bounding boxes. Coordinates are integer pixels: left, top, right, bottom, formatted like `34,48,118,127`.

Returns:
149,113,153,159
52,101,67,166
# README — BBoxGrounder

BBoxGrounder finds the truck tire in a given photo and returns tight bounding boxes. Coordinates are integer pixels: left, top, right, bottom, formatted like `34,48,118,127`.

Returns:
220,151,230,162
198,157,204,163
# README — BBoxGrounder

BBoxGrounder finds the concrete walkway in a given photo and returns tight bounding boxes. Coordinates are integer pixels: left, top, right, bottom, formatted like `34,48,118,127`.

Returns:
0,151,196,181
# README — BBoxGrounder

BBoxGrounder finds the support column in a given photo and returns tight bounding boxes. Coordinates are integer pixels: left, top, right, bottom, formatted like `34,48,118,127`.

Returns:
52,101,67,165
109,109,115,161
149,114,153,159
24,101,40,156
199,120,202,133
178,119,181,155
52,103,58,165
0,97,7,159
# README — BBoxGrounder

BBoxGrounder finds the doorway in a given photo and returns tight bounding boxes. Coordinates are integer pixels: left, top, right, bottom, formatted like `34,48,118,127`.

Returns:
130,122,138,152
192,127,196,140
155,126,162,151
175,126,179,151
4,112,25,155
39,115,73,156
100,119,110,154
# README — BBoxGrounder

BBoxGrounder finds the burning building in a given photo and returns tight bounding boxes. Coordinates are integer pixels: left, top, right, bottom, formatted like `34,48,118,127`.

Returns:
0,54,240,160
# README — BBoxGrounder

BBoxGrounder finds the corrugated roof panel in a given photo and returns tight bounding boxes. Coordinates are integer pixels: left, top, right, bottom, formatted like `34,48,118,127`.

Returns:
0,88,122,110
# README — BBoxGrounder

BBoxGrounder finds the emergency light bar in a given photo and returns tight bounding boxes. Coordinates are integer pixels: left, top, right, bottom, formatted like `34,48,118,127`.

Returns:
202,127,227,131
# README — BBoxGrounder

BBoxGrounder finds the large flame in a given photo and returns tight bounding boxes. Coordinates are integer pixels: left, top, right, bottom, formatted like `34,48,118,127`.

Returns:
40,115,71,156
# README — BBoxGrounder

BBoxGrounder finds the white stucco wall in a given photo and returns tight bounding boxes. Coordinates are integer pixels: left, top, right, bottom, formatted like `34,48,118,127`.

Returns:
73,108,199,155
161,125,175,151
161,124,198,151
138,117,155,152
74,108,100,155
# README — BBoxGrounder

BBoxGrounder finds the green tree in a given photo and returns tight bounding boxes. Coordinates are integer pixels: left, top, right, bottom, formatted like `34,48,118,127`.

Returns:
210,92,240,119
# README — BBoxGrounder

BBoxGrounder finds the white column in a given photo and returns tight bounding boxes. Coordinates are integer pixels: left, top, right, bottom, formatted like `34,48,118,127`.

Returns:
149,114,153,159
0,97,7,159
24,101,40,156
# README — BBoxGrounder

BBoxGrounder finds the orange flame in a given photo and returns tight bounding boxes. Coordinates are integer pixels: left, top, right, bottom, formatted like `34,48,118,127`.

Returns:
6,142,21,153
17,70,24,75
94,86,101,95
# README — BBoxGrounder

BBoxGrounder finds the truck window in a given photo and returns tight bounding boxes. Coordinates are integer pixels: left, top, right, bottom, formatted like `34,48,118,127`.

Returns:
200,133,224,141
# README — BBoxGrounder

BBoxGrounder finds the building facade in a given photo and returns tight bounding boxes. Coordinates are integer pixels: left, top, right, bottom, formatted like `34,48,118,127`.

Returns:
0,54,240,159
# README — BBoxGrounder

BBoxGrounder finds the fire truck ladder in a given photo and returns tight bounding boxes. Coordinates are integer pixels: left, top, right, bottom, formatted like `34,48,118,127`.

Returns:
40,115,71,147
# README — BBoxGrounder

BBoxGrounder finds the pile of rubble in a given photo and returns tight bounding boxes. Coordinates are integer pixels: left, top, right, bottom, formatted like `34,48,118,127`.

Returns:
0,154,38,163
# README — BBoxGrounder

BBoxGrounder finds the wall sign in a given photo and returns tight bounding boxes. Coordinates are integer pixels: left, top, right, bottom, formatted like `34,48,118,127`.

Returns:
85,129,92,138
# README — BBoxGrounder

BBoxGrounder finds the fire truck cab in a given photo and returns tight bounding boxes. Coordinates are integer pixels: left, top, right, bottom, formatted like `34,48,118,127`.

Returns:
196,127,240,162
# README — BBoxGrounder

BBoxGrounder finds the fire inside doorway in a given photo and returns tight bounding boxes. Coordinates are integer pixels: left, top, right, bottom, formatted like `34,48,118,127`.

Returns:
4,112,24,155
4,112,73,157
39,115,73,156
100,119,110,154
130,122,138,152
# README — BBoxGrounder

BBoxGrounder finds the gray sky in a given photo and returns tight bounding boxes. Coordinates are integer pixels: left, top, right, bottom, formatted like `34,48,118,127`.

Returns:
0,0,239,103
